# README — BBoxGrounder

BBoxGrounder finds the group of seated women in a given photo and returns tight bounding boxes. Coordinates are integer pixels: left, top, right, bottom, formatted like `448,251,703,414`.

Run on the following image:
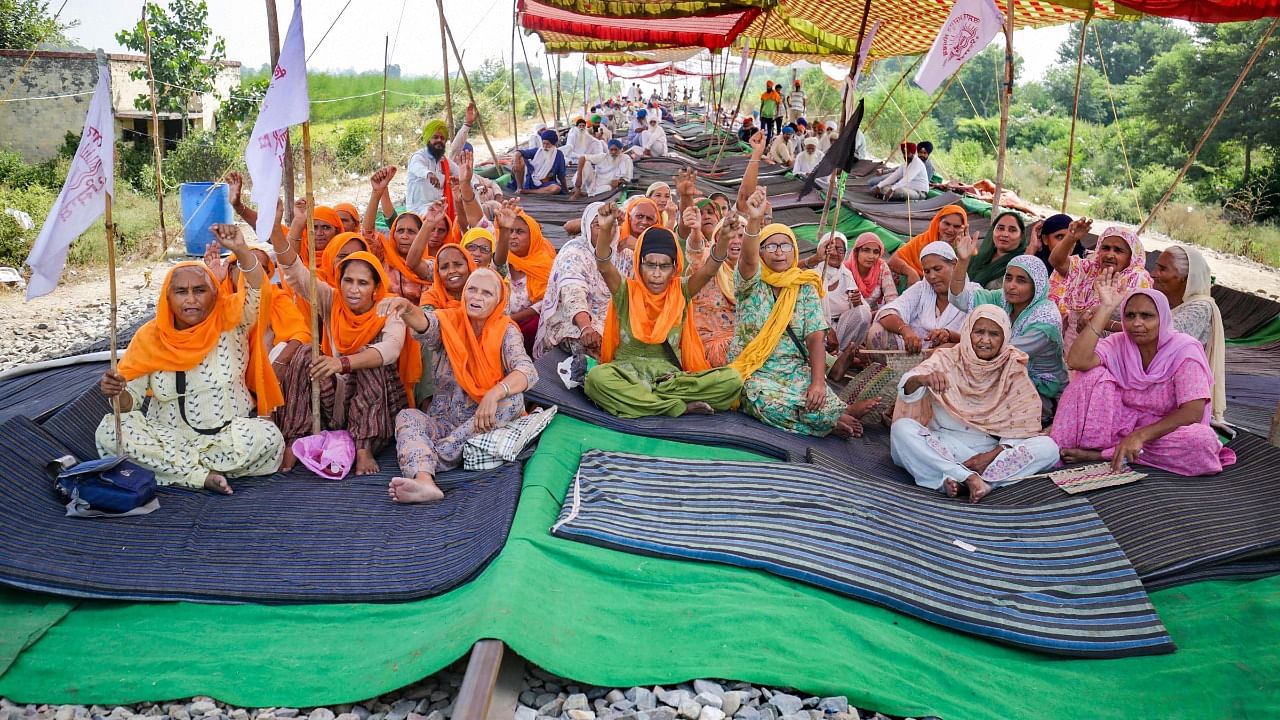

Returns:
94,122,1237,507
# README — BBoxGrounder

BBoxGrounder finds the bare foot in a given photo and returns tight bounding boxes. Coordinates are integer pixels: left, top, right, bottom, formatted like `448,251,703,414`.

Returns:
943,477,960,498
354,448,379,476
966,473,992,504
833,412,863,438
280,445,297,473
1061,448,1103,464
204,472,233,495
682,401,714,416
388,475,445,503
846,398,881,418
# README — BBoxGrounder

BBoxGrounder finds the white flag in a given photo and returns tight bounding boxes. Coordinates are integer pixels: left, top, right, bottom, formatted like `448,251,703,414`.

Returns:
845,20,881,122
245,0,309,246
913,0,1004,95
738,37,750,85
24,59,115,300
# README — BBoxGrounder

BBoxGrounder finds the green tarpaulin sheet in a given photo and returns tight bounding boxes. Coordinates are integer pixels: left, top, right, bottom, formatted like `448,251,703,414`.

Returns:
1,416,1277,719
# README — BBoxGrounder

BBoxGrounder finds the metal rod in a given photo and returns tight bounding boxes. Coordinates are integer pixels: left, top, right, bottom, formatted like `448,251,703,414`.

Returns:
380,34,389,166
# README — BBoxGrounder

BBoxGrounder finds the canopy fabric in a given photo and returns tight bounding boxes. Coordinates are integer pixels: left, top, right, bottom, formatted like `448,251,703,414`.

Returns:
604,62,724,79
519,0,762,51
588,48,706,65
525,0,1136,61
1108,0,1280,21
533,0,771,16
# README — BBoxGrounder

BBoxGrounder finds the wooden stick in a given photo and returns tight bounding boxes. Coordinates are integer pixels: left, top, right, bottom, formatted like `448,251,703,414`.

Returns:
105,153,123,457
302,122,321,435
438,0,454,137
264,0,295,224
510,22,518,143
380,35,389,167
815,0,871,246
142,6,168,253
515,15,547,126
865,55,920,134
439,0,501,168
1138,17,1278,234
989,0,1015,217
1060,11,1093,213
453,640,505,720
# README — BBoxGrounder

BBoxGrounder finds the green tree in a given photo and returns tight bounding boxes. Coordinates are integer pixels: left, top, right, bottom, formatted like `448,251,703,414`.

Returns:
933,47,1022,137
0,0,76,48
1042,64,1111,125
115,0,227,118
1135,20,1279,185
1056,18,1188,84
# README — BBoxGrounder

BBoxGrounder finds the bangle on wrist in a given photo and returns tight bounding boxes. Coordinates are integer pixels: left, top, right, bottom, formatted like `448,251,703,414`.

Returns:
709,247,728,264
499,380,511,397
339,355,352,374
236,256,260,274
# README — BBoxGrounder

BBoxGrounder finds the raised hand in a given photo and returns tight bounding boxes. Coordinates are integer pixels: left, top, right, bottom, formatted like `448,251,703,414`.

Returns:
681,206,700,232
458,148,474,185
370,166,396,193
743,187,768,220
956,232,980,262
496,198,521,230
226,171,243,207
596,202,619,232
1093,267,1124,314
423,199,448,229
202,240,228,282
211,224,248,254
675,168,697,198
748,128,765,156
465,101,478,127
1068,217,1093,242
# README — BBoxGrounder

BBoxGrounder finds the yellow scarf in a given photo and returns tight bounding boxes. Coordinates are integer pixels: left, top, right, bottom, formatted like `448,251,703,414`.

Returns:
728,224,824,381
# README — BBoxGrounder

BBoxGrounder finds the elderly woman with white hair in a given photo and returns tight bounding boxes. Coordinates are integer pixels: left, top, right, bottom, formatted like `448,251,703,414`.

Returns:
1152,244,1226,423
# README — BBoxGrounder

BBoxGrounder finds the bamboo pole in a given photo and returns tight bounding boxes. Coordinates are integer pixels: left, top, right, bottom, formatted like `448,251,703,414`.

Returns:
864,55,921,134
1138,17,1278,234
555,55,564,128
301,122,321,435
712,12,769,170
990,0,1015,217
439,0,501,168
105,149,123,457
893,71,958,151
515,16,547,125
264,0,295,223
439,0,454,136
380,35,389,166
1060,10,1093,213
141,6,168,252
815,0,872,243
510,21,518,142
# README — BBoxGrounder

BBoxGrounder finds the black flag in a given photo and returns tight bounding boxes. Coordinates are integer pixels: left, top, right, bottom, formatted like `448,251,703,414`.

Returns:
799,98,865,201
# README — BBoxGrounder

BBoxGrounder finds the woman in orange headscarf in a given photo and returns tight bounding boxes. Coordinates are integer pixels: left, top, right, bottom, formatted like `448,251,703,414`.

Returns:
97,225,285,495
887,204,968,285
580,205,743,418
277,249,422,476
379,211,432,304
494,200,557,348
381,267,538,503
284,201,345,259
419,243,477,311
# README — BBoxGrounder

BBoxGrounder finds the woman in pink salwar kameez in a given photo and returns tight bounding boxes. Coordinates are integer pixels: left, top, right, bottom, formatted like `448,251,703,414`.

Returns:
1051,278,1235,476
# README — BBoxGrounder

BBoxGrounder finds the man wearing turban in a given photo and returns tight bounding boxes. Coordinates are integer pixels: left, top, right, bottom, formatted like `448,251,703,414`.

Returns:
406,102,476,214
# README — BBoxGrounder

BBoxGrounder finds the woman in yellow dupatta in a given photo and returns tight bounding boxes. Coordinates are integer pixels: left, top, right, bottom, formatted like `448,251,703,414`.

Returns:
728,189,864,438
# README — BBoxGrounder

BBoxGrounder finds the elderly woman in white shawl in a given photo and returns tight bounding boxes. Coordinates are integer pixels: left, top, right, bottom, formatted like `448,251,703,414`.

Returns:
1152,244,1227,423
866,241,977,352
533,202,624,359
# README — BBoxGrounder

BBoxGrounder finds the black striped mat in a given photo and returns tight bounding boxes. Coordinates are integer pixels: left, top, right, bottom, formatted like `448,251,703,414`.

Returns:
553,450,1175,658
808,431,1280,591
0,414,522,604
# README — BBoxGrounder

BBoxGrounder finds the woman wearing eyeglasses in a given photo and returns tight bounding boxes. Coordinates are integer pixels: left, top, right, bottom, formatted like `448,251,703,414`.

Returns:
726,189,865,438
581,203,744,418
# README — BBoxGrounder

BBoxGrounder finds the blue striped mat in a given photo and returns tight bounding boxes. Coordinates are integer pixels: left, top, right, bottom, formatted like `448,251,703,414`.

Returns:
552,450,1175,658
0,414,522,604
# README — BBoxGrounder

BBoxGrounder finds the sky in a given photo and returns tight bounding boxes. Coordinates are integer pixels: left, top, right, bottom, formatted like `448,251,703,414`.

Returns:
61,0,1072,85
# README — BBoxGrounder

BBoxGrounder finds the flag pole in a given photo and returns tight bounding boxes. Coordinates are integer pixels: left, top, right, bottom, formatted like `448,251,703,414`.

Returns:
990,0,1015,217
302,121,321,435
380,34,389,167
105,145,123,456
815,0,872,249
438,0,454,136
142,5,168,253
264,0,295,224
439,0,501,168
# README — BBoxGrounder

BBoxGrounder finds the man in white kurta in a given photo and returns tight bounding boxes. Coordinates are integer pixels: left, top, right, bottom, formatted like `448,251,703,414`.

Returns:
573,140,634,197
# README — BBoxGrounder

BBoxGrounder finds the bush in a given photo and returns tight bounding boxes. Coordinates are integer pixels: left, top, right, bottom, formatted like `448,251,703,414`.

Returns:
117,141,154,193
1089,188,1143,224
336,119,375,172
164,130,241,186
1136,165,1186,213
0,149,59,189
0,184,57,268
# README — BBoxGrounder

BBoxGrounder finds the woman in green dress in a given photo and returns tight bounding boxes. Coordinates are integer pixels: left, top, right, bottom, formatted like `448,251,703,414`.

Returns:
582,202,743,418
727,189,865,438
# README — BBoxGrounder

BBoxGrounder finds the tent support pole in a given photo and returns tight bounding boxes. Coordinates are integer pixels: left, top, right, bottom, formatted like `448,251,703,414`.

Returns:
990,0,1015,217
1060,9,1093,213
864,55,920,134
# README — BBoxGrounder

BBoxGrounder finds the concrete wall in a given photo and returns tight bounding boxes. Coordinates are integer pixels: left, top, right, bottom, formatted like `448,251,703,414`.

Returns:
0,50,241,163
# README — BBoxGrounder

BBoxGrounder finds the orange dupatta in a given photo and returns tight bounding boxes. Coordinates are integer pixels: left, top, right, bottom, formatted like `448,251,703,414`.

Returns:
325,252,424,408
332,202,361,230
618,196,659,246
600,227,710,372
318,232,373,286
507,211,556,304
119,262,283,416
893,204,967,275
220,251,305,415
419,243,476,310
436,269,518,403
